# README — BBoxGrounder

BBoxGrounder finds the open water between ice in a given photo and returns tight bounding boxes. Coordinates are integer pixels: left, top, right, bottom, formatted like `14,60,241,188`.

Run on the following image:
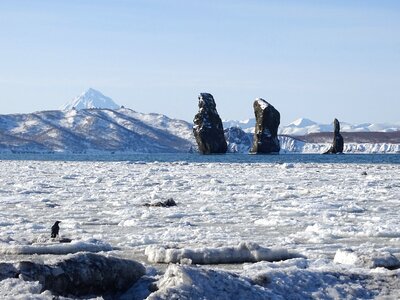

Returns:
1,152,400,164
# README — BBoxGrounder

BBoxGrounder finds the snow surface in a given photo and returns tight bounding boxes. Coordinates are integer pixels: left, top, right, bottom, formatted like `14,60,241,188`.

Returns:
0,278,46,299
130,259,400,299
146,264,274,300
0,156,399,298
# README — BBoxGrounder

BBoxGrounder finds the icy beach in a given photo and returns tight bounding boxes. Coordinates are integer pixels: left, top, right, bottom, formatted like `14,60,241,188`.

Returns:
0,154,399,299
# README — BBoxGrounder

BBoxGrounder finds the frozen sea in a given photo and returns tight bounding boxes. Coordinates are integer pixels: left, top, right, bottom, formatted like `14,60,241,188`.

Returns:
0,153,400,299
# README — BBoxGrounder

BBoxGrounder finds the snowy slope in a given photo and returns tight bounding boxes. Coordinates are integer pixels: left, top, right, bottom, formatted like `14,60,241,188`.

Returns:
120,109,195,143
61,88,120,110
0,108,195,153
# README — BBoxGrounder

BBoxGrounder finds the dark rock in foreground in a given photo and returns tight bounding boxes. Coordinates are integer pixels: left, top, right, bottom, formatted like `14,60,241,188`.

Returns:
15,252,145,297
193,93,227,154
250,99,280,154
0,263,18,281
323,118,344,154
144,198,177,208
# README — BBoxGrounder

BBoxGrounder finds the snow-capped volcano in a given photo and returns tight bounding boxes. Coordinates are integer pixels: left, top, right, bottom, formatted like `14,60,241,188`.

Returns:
61,88,120,110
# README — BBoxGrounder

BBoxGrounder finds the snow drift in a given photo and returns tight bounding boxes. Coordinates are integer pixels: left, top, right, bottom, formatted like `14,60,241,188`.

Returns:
147,264,272,300
144,258,400,300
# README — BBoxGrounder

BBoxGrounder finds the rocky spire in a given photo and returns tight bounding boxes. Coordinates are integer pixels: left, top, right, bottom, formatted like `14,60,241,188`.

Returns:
323,118,344,154
193,93,227,154
250,98,280,154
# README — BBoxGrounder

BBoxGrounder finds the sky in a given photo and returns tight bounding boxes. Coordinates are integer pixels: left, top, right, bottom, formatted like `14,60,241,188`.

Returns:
0,0,399,125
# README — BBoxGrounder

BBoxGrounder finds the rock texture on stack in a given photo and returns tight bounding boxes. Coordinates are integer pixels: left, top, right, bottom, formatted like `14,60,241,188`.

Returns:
323,118,344,154
193,93,227,154
250,98,281,154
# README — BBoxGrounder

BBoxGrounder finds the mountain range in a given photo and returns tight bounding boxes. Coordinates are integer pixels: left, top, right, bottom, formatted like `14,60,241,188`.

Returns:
223,118,400,135
0,88,399,154
0,89,195,153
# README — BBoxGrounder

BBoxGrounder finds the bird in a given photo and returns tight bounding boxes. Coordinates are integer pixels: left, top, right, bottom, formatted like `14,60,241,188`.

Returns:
51,221,61,238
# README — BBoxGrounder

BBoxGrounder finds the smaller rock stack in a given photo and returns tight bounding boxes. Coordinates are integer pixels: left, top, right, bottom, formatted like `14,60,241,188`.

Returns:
251,98,281,154
193,93,227,154
323,118,344,154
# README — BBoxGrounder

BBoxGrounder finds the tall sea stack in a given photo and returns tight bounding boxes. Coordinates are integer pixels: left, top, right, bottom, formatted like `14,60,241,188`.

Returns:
323,118,344,154
193,93,227,154
250,98,280,154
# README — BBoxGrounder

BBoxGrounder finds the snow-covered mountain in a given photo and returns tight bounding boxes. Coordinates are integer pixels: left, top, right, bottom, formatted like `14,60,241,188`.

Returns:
0,108,195,153
1,89,399,154
0,88,196,154
222,119,255,133
61,88,120,110
282,118,400,135
223,117,400,135
282,118,329,135
224,127,253,153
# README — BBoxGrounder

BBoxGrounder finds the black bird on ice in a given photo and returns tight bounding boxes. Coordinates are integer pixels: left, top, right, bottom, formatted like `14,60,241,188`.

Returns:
51,221,61,238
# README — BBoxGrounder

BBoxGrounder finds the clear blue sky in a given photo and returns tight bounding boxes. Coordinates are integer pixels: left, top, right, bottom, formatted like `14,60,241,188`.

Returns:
1,0,399,125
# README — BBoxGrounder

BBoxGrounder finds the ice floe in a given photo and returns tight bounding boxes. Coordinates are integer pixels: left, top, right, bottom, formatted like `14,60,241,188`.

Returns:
334,248,400,269
145,242,303,264
0,156,400,298
0,238,112,255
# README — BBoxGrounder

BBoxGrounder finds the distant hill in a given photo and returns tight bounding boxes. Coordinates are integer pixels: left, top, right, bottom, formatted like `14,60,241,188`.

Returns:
0,108,195,153
223,117,400,135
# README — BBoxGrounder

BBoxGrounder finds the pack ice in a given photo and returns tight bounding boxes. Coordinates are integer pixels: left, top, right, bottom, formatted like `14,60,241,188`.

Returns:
0,156,399,299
